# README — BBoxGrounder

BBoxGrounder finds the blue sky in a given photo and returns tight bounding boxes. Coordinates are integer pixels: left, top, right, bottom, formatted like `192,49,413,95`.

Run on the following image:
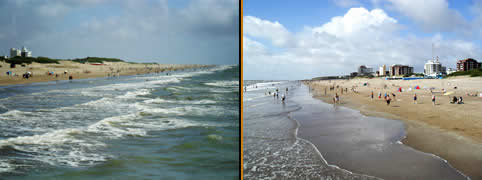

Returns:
243,0,482,80
0,0,239,65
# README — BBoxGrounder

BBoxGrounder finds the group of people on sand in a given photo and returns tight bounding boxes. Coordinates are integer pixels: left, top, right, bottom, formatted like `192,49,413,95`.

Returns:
268,87,288,103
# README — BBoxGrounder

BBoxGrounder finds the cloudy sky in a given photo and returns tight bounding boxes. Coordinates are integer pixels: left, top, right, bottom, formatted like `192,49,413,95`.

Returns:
0,0,239,65
243,0,482,80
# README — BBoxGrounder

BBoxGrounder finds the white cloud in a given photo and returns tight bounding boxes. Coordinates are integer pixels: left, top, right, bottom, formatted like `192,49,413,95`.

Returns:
243,7,481,80
243,16,292,47
312,8,399,38
386,0,470,33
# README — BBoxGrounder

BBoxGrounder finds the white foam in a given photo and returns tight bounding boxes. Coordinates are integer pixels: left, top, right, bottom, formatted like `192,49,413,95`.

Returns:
144,98,217,105
204,80,239,88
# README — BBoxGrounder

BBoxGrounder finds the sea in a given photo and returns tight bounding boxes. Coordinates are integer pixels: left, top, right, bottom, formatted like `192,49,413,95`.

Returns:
243,80,469,180
0,65,239,179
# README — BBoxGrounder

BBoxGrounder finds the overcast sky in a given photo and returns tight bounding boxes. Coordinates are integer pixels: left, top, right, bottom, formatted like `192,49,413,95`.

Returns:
244,0,482,80
0,0,239,65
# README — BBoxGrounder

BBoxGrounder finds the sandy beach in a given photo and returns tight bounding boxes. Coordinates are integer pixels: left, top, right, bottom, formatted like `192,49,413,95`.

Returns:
0,60,210,86
305,77,482,179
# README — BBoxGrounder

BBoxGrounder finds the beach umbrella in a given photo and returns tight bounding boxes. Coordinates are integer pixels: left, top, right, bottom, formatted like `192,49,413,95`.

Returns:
444,91,455,96
415,86,420,89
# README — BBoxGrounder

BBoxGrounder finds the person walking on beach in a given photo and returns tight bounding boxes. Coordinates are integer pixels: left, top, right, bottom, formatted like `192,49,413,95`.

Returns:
432,95,436,106
413,93,417,104
334,93,340,104
386,95,391,106
378,92,381,99
391,93,396,100
281,94,286,102
371,91,374,101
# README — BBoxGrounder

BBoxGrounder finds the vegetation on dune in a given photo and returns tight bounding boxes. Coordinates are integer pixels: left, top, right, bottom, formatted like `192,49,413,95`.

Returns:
72,57,125,64
2,56,159,65
6,56,60,64
447,68,482,77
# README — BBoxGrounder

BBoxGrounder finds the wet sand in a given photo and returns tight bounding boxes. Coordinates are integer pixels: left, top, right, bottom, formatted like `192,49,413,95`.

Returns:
306,77,482,179
0,61,210,86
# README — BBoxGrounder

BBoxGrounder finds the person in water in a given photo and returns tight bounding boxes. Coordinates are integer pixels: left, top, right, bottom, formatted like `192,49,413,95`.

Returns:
281,94,286,102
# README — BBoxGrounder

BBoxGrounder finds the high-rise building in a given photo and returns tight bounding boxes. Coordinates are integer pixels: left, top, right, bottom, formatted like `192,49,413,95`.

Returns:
21,46,32,57
357,65,373,76
389,64,413,76
424,56,442,76
378,65,386,76
10,48,21,58
457,58,480,71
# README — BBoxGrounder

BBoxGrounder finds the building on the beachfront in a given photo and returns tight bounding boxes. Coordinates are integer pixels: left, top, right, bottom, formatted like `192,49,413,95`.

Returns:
10,48,21,58
389,64,413,76
446,67,456,75
350,72,358,77
456,58,480,71
20,46,32,57
10,47,32,58
424,56,443,76
378,65,386,76
357,65,373,76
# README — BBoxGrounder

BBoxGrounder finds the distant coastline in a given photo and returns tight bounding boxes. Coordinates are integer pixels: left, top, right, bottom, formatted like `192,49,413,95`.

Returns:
0,56,212,86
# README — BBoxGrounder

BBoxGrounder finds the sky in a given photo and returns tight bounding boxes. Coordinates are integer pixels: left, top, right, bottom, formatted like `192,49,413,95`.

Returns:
243,0,482,80
0,0,239,65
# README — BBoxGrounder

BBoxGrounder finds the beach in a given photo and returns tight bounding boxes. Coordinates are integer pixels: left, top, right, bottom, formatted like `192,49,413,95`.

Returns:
306,76,482,179
243,81,469,179
0,65,239,179
0,60,210,86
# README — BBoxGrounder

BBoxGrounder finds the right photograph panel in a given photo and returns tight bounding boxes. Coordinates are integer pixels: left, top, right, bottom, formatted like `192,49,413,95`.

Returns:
242,0,482,179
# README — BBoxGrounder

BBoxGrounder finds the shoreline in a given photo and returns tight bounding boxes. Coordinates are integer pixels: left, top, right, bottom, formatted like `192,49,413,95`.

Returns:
305,78,482,179
0,61,213,86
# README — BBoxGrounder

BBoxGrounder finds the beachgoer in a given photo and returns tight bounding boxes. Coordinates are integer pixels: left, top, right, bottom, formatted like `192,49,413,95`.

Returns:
432,95,436,106
371,91,374,101
335,93,339,104
244,86,247,92
391,93,396,100
386,95,391,106
286,87,288,92
378,92,381,99
452,96,458,104
413,93,417,104
458,97,464,104
281,94,286,102
69,75,73,80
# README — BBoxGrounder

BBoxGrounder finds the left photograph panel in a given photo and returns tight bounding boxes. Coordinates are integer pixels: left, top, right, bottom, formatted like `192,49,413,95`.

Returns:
0,0,239,179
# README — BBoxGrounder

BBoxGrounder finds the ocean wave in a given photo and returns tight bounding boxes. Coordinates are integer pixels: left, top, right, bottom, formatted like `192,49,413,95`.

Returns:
204,80,239,88
143,98,217,105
